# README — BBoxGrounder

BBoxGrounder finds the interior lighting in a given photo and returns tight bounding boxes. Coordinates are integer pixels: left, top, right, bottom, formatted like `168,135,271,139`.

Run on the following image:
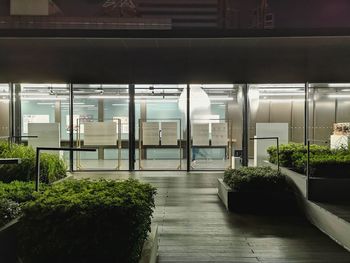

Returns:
260,93,304,96
249,84,305,88
21,97,68,101
191,84,234,89
87,95,129,99
328,94,350,98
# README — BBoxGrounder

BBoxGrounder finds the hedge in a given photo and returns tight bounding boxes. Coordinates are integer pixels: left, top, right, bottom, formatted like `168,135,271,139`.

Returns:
0,141,67,183
223,166,288,192
17,179,157,263
267,143,350,178
0,181,39,227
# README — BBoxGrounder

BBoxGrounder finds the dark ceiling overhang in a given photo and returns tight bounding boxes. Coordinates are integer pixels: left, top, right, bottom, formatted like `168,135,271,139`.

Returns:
1,29,350,84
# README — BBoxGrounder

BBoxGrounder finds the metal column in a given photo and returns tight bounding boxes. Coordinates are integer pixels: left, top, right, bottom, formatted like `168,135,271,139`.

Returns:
304,82,309,145
69,83,74,172
186,84,191,172
242,84,249,166
129,84,135,171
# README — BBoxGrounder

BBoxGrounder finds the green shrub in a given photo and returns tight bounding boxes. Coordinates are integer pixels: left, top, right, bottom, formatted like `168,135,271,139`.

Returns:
0,198,21,227
224,166,288,192
18,179,157,263
0,141,67,183
0,181,39,227
267,143,350,177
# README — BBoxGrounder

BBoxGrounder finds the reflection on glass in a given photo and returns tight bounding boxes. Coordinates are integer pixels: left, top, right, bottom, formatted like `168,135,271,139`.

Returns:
248,84,305,166
0,84,10,137
72,84,129,170
20,83,70,166
309,83,350,148
135,84,186,170
189,84,242,170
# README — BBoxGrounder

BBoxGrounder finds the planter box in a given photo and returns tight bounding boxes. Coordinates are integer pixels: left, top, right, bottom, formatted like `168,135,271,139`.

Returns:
268,162,350,202
0,219,158,263
218,178,297,213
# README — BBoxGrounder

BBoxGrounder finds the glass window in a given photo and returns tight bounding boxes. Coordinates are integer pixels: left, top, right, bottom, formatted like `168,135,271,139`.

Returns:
248,83,305,166
72,84,129,171
20,83,70,165
135,84,187,170
0,84,10,138
189,84,242,170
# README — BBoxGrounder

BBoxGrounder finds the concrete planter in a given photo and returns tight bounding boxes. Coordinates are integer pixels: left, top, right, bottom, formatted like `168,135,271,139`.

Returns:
268,163,350,202
0,219,158,263
217,178,297,213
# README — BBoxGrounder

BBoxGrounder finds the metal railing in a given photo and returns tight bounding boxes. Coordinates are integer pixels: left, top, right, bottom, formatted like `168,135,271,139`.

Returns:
250,136,280,171
35,147,96,191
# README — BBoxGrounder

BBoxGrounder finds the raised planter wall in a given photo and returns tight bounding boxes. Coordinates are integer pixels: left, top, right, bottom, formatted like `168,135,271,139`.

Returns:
0,219,158,263
267,162,350,252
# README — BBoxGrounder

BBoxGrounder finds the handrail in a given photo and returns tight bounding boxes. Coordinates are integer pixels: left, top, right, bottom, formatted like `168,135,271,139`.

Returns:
35,147,96,191
250,136,280,171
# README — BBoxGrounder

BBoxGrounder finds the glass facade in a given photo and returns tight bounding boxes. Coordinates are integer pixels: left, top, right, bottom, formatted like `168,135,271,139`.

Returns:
0,84,10,137
2,82,349,171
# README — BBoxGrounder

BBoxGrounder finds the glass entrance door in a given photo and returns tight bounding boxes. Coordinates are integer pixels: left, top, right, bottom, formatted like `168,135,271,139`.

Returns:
135,85,187,170
72,84,129,171
189,84,243,170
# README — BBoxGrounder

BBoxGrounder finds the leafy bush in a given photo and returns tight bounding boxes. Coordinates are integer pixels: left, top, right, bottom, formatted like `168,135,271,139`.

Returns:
0,199,21,227
267,143,350,177
224,166,288,192
0,181,39,227
0,141,67,183
18,179,157,263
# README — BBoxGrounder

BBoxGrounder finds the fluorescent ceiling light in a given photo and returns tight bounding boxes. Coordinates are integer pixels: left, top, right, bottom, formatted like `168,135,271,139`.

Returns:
328,94,350,98
0,99,9,103
21,83,68,88
22,97,68,101
135,84,186,89
209,97,232,101
260,88,303,92
0,93,9,96
261,98,305,102
260,93,304,96
190,84,234,89
37,102,56,105
88,95,129,99
249,84,305,88
327,83,350,88
20,93,50,96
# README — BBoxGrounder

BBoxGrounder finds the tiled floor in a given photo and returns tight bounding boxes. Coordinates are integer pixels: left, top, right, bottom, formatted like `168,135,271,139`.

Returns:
72,171,350,262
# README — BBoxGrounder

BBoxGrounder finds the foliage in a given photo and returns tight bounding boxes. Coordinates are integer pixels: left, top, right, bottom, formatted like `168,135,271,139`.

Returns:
0,181,39,228
267,143,350,177
224,166,288,192
18,179,157,263
0,198,21,227
0,141,67,183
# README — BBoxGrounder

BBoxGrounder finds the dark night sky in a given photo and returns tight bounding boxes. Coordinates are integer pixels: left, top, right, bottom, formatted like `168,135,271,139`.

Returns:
1,0,350,28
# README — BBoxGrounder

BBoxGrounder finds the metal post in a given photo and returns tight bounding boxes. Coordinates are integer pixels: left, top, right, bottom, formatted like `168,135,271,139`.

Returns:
276,137,280,171
306,140,310,199
304,82,309,146
35,148,40,191
35,147,96,191
9,83,14,141
69,83,74,172
249,137,280,171
129,84,135,171
186,84,191,172
242,84,249,166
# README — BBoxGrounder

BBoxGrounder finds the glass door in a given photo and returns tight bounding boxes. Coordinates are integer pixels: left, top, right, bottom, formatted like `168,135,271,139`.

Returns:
0,84,10,138
189,84,243,170
135,84,187,170
20,83,70,165
72,84,129,171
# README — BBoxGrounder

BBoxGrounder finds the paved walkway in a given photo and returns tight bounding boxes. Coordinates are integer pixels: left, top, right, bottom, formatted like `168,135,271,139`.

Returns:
72,172,350,263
